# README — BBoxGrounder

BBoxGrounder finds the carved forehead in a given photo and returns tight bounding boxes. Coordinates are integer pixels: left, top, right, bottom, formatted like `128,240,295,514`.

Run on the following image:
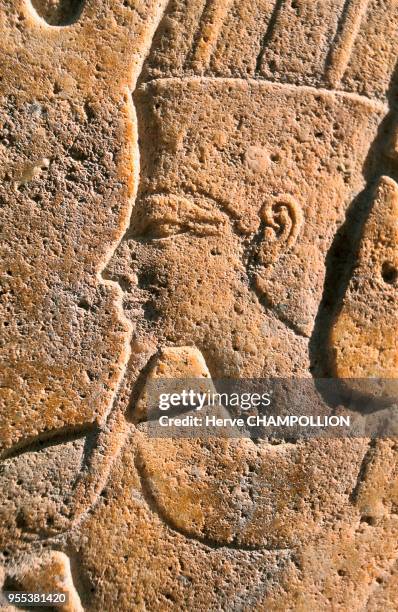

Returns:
136,78,385,228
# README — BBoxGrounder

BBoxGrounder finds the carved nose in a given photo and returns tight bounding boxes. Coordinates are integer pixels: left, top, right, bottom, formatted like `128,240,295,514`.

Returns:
102,239,138,294
330,176,398,401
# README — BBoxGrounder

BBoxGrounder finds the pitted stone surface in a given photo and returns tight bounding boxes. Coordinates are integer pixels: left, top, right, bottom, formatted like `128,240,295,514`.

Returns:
1,1,398,610
331,176,398,391
5,551,83,611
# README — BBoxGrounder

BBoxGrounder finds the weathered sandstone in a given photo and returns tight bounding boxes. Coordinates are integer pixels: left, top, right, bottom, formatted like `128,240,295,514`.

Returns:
1,1,398,610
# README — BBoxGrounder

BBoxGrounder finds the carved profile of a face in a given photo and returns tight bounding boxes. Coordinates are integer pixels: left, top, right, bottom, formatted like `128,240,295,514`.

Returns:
0,0,168,554
102,79,396,550
109,78,385,378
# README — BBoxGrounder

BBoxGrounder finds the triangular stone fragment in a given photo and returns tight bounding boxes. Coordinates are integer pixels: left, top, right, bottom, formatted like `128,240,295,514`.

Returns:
134,346,215,422
330,176,398,400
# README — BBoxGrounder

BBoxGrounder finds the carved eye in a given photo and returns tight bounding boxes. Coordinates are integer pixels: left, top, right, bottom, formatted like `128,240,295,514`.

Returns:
30,0,85,26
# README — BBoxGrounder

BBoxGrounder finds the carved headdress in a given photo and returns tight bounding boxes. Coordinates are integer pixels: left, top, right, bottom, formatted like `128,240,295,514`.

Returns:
140,0,397,101
132,0,398,344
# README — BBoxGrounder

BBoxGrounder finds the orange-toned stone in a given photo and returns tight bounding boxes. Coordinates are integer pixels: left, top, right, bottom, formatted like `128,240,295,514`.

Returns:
330,176,398,400
1,1,398,609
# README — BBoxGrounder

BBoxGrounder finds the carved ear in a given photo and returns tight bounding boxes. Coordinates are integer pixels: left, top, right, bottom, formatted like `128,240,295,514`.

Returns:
257,196,303,265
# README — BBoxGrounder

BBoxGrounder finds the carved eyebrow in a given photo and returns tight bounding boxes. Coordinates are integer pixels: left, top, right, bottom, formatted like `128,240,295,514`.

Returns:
131,192,229,237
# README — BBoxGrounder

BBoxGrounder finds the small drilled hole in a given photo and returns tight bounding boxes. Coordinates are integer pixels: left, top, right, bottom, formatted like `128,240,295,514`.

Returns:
381,261,398,285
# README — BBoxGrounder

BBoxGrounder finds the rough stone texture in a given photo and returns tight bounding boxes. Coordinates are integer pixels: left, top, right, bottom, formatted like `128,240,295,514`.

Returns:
4,551,84,611
331,176,398,398
1,0,398,610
